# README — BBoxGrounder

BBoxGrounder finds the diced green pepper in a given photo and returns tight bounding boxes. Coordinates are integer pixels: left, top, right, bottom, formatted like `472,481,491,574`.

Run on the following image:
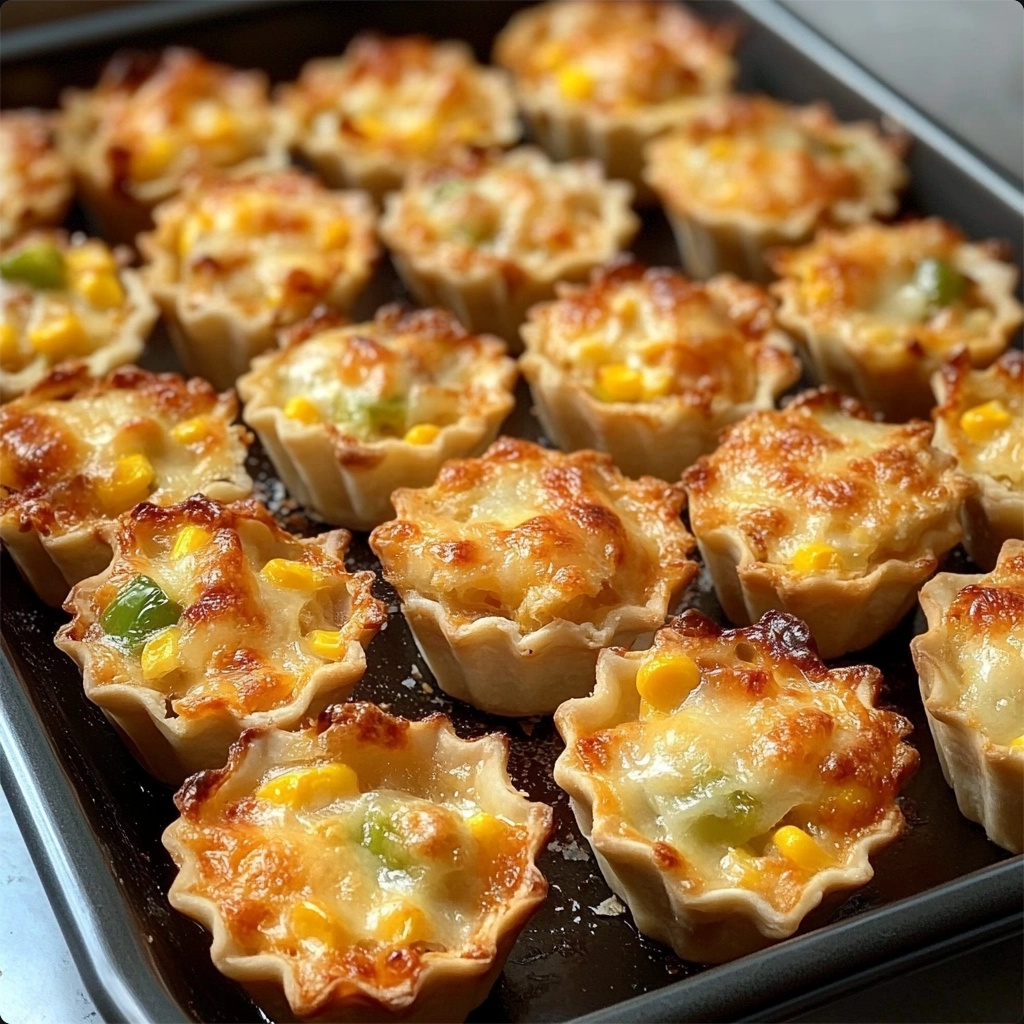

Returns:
431,179,467,202
913,258,966,307
360,807,407,869
0,243,67,290
337,394,408,438
100,575,182,652
689,789,763,846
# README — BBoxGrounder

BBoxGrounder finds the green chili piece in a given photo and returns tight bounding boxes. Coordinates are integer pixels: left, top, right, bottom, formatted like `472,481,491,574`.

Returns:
913,257,966,307
689,789,763,846
100,575,182,651
360,807,407,869
0,243,67,290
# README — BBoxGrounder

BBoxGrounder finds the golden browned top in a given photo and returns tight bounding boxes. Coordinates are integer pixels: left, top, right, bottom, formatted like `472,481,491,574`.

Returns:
167,702,550,1017
61,496,384,720
370,436,696,631
644,94,906,227
563,609,918,909
0,111,73,243
521,260,800,409
494,0,735,115
0,365,251,535
682,388,974,572
280,33,518,161
379,146,637,278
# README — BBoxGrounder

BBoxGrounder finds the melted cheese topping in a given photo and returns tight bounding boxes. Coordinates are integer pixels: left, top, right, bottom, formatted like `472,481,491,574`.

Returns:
943,545,1024,746
645,95,904,225
380,147,637,277
0,366,251,536
60,48,278,201
570,613,916,910
282,34,518,160
682,389,972,572
143,171,377,323
64,498,384,720
494,0,735,115
522,262,799,408
934,351,1024,489
370,437,695,631
253,306,516,443
0,111,72,244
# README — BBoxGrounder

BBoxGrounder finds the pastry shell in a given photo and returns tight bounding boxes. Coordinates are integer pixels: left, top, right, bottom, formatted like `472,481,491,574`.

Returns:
162,701,553,1022
519,260,801,480
237,306,518,531
930,349,1024,570
54,496,386,785
370,437,698,716
911,541,1023,853
771,219,1023,421
0,365,252,606
554,609,918,963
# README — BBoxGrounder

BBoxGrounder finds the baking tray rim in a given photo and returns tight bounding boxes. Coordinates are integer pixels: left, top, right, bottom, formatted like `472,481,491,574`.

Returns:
1,1,1022,1022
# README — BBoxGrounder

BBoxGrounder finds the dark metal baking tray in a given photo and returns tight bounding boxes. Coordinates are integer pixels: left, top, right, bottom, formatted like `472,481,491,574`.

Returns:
1,2,1022,1023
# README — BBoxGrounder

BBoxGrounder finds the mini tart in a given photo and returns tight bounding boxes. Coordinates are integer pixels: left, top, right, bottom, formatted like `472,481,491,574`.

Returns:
931,350,1024,571
237,305,518,532
370,437,698,716
681,388,975,659
139,170,379,391
0,110,73,244
277,34,520,203
55,497,386,785
59,48,288,243
0,365,252,606
0,230,157,402
554,609,918,963
162,702,553,1023
643,95,907,282
519,260,801,480
493,0,736,196
379,146,638,347
771,219,1023,422
911,540,1023,853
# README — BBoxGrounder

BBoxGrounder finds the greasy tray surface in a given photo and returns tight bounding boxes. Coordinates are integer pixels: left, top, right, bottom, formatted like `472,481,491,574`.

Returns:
1,2,1021,1023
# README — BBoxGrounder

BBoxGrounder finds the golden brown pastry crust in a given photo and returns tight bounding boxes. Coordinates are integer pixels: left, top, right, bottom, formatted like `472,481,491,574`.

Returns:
681,387,976,658
493,0,735,194
519,260,801,480
162,702,553,1022
771,219,1023,421
379,146,638,346
931,350,1024,570
0,365,252,606
278,33,520,202
55,497,386,785
643,94,907,281
554,609,918,963
912,540,1023,853
237,305,518,531
370,436,698,715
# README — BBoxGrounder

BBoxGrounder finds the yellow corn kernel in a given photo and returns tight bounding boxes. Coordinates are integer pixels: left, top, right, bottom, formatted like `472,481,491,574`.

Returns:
790,543,843,573
376,901,429,946
829,783,872,820
171,525,212,560
354,113,388,139
170,416,212,445
720,846,760,887
467,811,508,850
261,558,321,591
641,368,674,400
257,763,359,807
1009,735,1024,752
140,626,181,681
74,270,124,310
0,322,20,366
403,423,440,445
635,652,701,713
306,629,347,660
706,135,735,160
861,324,895,347
595,363,644,403
402,121,438,151
575,338,610,364
805,277,835,306
284,395,321,425
289,900,345,947
95,453,155,512
64,245,116,275
191,104,234,142
536,40,567,71
960,400,1012,444
29,312,89,361
176,213,211,256
773,825,833,872
557,66,594,101
132,135,177,181
319,218,350,249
